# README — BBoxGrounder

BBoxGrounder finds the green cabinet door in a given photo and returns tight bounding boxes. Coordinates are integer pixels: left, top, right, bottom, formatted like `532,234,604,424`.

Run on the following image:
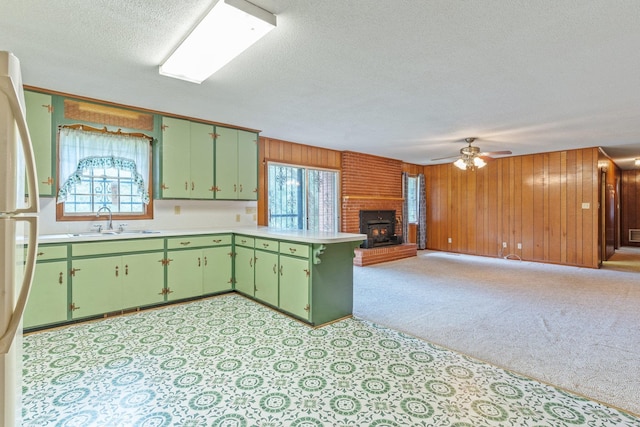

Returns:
122,252,165,309
161,117,215,199
237,129,258,200
24,91,54,196
203,246,233,294
189,121,215,199
254,250,278,306
71,256,123,319
234,246,255,296
23,260,68,328
214,126,258,200
167,249,205,300
278,255,311,320
214,126,238,199
161,117,191,198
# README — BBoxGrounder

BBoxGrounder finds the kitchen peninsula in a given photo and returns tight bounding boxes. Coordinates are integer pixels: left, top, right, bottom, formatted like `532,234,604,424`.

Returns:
28,228,366,330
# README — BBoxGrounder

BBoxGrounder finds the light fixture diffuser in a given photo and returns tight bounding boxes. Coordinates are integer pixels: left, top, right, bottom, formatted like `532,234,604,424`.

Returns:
159,0,276,83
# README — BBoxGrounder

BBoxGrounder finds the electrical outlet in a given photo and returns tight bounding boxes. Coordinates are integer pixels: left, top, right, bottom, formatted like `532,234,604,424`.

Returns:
502,242,507,248
517,243,522,249
174,205,181,215
235,214,241,222
447,237,452,243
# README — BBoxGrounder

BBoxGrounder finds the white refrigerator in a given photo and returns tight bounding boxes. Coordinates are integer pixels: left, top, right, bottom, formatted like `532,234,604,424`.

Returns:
0,51,40,427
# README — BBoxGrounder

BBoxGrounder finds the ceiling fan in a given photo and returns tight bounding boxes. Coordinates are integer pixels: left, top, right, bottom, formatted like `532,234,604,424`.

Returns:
431,137,512,170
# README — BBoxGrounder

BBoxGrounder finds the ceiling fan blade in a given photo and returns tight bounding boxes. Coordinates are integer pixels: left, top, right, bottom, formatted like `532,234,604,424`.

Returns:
431,154,460,161
480,150,512,156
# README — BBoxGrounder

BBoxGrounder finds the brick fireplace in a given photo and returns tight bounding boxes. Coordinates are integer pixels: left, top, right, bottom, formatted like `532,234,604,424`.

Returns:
341,151,416,265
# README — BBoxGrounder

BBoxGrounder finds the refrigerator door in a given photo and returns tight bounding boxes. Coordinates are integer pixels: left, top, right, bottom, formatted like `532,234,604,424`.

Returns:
0,217,36,427
0,51,39,427
0,50,38,214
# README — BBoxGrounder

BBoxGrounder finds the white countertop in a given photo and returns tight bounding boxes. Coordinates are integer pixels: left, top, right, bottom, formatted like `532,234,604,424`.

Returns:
38,227,366,245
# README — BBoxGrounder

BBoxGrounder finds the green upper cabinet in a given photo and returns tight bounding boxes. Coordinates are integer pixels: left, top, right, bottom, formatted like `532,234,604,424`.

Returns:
161,117,215,199
24,91,54,196
215,126,258,200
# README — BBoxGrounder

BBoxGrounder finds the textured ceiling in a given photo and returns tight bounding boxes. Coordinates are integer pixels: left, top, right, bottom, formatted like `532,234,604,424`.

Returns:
1,0,639,168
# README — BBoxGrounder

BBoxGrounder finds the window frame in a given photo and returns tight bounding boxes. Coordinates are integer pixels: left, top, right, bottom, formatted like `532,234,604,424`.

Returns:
55,130,154,222
406,175,419,224
266,161,340,233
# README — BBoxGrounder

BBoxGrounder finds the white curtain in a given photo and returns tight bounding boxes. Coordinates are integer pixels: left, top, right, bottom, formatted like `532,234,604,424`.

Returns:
57,128,150,204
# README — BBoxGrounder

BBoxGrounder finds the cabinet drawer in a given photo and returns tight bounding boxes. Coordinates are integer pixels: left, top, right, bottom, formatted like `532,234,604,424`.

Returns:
234,235,255,248
167,234,232,249
72,238,164,257
35,244,68,261
255,238,278,252
279,241,309,258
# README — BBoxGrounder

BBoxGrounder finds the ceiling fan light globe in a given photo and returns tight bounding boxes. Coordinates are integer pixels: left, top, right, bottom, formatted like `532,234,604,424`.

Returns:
454,158,467,170
473,157,486,168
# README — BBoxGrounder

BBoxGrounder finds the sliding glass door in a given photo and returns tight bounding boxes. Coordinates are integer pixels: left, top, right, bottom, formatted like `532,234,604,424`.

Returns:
267,163,339,232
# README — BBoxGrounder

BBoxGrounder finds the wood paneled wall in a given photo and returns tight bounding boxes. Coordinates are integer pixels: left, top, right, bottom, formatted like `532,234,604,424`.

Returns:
424,147,600,268
597,151,620,258
258,137,342,225
621,169,640,247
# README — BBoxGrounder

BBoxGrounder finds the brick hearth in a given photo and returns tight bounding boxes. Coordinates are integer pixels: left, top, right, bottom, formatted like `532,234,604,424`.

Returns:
353,244,417,267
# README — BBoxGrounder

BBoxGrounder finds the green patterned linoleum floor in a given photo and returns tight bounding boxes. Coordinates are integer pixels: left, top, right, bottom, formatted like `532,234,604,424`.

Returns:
22,294,640,427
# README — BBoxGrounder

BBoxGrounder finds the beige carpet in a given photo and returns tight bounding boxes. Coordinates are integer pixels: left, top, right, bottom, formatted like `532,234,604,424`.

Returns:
604,246,640,273
353,249,640,416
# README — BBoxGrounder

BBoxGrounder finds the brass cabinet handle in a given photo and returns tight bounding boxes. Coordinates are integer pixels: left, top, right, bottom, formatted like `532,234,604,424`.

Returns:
115,266,119,277
304,304,310,312
161,183,169,190
37,252,44,257
239,184,243,193
263,243,270,248
69,303,80,311
198,257,201,267
213,239,221,243
304,268,310,277
70,268,81,276
273,264,276,274
289,247,297,253
279,265,283,276
58,272,63,284
180,241,191,246
41,177,53,185
234,184,237,192
204,256,208,266
192,182,195,191
185,181,188,190
249,257,253,268
125,265,129,276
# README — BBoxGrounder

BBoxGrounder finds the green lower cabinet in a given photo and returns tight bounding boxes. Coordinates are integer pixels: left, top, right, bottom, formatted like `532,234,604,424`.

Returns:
234,246,255,296
278,255,311,321
24,260,68,329
167,246,233,300
202,246,233,294
122,252,165,309
71,252,164,319
254,250,278,306
71,256,123,319
167,249,205,300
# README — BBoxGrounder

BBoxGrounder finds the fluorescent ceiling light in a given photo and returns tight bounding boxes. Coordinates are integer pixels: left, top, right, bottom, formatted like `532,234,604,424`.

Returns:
159,0,276,83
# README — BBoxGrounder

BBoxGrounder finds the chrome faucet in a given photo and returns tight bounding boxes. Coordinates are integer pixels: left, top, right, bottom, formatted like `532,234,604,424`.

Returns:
96,206,113,231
